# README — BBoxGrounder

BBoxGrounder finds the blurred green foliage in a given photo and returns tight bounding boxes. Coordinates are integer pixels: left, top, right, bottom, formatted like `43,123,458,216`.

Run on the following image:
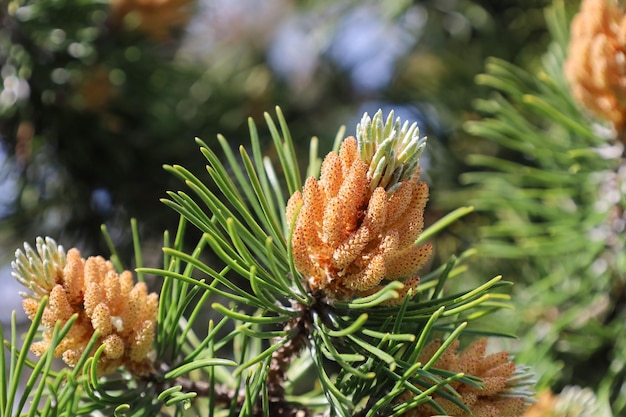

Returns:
449,2,626,414
0,0,551,258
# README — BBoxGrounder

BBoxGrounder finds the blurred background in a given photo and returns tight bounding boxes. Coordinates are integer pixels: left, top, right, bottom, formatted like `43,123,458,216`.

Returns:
0,0,552,257
6,0,622,415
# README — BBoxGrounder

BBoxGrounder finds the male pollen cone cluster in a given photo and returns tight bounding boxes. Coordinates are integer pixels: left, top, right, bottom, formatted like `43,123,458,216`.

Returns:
109,0,195,41
565,0,626,138
73,66,119,112
286,110,431,304
400,339,532,417
522,385,608,417
12,237,158,376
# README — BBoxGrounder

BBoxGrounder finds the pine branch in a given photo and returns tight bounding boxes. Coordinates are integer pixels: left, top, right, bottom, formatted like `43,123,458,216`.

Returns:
2,107,536,417
455,1,625,414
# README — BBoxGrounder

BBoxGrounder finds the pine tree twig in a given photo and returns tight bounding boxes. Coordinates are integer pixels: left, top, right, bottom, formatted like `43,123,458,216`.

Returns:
171,376,320,417
157,297,316,417
597,156,626,326
264,299,314,417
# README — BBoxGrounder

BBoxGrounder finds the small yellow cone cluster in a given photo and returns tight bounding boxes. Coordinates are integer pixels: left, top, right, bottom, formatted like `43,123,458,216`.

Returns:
12,237,158,376
401,339,529,417
523,386,608,417
109,0,195,41
564,0,626,134
287,135,432,302
73,66,119,112
521,391,555,417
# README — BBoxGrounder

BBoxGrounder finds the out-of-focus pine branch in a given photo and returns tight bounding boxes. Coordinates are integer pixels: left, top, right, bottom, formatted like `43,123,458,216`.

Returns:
458,1,625,414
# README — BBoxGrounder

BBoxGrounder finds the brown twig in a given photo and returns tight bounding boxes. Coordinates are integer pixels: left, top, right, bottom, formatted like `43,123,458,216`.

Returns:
158,299,319,417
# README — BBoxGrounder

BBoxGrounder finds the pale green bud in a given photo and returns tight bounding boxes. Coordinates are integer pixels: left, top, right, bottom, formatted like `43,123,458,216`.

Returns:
12,237,66,298
355,109,427,193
